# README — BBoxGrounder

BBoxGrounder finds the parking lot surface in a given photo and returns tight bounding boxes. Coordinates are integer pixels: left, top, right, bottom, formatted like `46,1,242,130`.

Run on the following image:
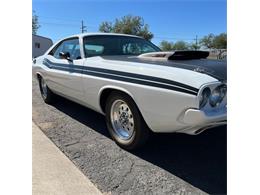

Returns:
32,77,226,195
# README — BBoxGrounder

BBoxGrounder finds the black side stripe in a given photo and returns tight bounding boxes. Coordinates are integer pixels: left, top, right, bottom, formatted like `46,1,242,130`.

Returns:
43,59,199,95
86,66,198,92
44,59,198,92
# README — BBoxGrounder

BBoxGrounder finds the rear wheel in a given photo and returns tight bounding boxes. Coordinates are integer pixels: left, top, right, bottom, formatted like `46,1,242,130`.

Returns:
105,92,150,150
38,76,55,104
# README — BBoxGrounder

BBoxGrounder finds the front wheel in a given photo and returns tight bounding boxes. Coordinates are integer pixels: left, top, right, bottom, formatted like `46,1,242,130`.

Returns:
105,92,150,150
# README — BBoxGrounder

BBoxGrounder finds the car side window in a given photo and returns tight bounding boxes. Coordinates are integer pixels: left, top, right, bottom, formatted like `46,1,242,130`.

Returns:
49,38,81,60
84,44,104,57
83,35,161,57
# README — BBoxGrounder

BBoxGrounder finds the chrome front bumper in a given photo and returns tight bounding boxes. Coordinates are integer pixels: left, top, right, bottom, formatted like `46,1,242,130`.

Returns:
177,107,227,134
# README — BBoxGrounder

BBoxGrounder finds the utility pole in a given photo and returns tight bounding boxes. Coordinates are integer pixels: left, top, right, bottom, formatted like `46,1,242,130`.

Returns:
195,35,198,50
80,20,86,33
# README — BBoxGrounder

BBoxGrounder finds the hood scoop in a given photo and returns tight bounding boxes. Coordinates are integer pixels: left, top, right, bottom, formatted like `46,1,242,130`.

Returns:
138,50,209,60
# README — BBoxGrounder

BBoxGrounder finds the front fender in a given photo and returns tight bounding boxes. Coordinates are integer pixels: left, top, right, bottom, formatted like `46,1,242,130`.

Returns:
98,85,136,113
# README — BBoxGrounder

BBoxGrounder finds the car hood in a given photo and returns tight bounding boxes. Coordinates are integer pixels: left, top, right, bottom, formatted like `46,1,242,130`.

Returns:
101,53,227,82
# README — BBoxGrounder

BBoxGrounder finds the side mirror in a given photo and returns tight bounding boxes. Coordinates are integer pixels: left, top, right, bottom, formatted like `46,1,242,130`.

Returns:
59,52,73,62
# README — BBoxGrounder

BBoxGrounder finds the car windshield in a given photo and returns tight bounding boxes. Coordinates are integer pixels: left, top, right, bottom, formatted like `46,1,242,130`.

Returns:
83,35,161,57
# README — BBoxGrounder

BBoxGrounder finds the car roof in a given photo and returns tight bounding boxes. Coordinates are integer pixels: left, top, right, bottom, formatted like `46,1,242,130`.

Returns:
62,32,143,40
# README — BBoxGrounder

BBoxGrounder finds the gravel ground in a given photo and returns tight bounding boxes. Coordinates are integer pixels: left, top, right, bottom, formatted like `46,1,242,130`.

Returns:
32,77,226,195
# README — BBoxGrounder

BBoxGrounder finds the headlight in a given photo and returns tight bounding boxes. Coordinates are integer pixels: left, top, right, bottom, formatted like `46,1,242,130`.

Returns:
209,84,227,107
199,87,211,108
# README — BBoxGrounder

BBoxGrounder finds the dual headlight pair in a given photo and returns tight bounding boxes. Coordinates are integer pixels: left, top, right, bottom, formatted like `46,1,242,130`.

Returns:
199,84,227,108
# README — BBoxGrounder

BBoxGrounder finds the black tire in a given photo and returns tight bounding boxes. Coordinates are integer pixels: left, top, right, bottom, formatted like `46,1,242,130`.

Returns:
105,91,150,150
38,76,55,104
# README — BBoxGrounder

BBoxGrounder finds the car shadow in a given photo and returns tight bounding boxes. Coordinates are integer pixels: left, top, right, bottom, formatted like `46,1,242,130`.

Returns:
51,96,226,194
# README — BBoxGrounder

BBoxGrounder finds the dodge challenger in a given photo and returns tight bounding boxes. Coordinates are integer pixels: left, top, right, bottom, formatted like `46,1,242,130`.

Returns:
32,33,227,150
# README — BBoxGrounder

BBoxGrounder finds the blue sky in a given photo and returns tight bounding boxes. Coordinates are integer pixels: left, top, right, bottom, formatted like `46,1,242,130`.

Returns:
32,0,226,45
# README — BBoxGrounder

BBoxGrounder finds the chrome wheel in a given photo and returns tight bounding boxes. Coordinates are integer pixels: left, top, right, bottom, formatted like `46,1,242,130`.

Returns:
110,100,135,140
40,78,48,98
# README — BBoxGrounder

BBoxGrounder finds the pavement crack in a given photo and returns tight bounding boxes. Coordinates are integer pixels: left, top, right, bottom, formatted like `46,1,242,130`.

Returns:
64,132,87,147
71,151,81,160
112,159,135,191
64,140,80,147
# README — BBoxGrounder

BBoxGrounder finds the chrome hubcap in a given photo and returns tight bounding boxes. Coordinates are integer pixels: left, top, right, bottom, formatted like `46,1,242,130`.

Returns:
40,78,48,98
110,100,134,140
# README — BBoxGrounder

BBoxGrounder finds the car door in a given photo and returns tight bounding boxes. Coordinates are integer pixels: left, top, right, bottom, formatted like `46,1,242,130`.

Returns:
43,37,85,102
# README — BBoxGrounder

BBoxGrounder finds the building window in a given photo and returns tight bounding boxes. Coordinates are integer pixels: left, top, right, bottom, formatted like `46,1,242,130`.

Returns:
35,42,40,48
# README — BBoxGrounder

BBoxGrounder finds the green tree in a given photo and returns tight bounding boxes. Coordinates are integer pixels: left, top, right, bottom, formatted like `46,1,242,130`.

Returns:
160,40,189,51
200,33,227,49
160,40,175,51
172,41,189,50
189,42,201,50
213,33,227,49
32,11,40,35
99,21,113,33
200,33,215,49
99,15,153,41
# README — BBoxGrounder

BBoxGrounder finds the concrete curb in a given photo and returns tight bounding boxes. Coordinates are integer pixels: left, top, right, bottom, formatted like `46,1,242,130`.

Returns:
32,121,103,195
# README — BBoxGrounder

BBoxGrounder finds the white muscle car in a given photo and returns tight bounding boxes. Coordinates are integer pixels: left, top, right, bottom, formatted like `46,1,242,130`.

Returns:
32,33,227,150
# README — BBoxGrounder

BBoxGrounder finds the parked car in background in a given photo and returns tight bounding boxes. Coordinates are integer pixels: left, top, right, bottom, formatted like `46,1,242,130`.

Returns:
32,33,227,150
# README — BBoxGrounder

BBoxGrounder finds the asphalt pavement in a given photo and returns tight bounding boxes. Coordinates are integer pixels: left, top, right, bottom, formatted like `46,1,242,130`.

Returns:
32,76,226,195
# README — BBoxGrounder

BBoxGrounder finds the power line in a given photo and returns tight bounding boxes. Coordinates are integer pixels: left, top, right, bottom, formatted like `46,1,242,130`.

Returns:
39,21,204,41
38,15,80,22
154,36,195,40
40,21,97,29
153,36,202,42
38,15,98,26
40,22,79,27
39,19,203,41
37,16,218,42
39,16,97,28
195,35,198,50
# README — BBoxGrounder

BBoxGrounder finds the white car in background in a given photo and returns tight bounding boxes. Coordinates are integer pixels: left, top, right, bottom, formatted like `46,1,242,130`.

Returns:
32,33,227,150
